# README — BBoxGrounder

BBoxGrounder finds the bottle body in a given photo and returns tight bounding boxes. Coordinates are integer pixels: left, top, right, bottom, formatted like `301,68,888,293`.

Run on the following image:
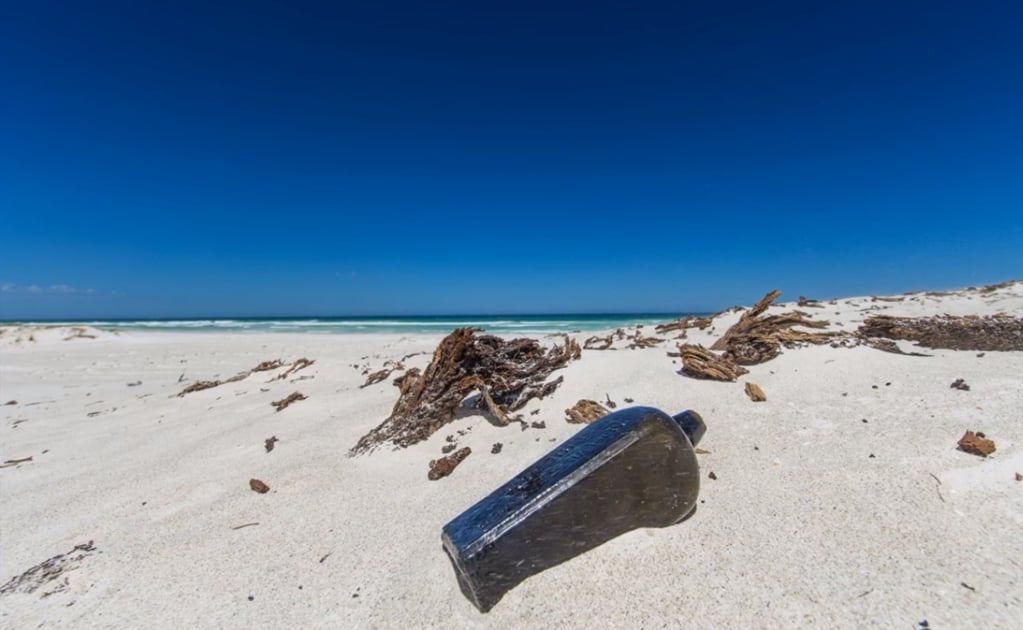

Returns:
442,406,705,612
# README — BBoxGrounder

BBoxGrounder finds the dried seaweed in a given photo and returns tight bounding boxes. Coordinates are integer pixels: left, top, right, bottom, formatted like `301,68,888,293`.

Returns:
272,358,315,381
177,358,314,396
361,362,405,388
711,290,838,364
0,541,97,597
252,360,285,372
565,399,609,424
678,344,749,381
271,392,306,412
350,329,580,454
859,314,1023,351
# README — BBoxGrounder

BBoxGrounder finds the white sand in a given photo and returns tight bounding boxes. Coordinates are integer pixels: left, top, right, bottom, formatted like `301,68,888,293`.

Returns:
2,284,1022,628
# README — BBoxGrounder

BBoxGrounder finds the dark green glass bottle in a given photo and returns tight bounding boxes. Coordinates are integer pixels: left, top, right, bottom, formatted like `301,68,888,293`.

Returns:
442,406,706,612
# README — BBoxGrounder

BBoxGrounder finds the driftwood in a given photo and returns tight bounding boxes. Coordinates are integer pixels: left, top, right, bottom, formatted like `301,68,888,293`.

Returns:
627,329,664,349
583,334,615,350
271,392,306,412
744,382,766,402
428,447,472,480
252,359,285,372
565,399,609,424
957,431,995,457
797,296,825,308
711,290,838,364
678,344,748,381
0,541,97,597
858,314,1023,351
350,329,580,454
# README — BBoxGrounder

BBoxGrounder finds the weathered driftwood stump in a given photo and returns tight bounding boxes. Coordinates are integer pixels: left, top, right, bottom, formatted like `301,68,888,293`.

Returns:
678,344,748,381
711,290,837,365
351,328,580,454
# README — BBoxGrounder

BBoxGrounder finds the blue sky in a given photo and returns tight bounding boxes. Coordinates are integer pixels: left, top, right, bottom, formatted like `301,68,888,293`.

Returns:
1,1,1020,319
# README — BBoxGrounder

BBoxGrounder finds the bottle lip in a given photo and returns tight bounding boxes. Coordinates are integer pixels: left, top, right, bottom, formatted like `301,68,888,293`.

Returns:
671,410,706,446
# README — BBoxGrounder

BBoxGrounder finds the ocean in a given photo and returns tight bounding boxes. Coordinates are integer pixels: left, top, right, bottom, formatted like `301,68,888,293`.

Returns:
19,314,701,335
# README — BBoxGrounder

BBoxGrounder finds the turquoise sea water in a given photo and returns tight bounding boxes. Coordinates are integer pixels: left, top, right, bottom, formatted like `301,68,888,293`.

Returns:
17,314,704,335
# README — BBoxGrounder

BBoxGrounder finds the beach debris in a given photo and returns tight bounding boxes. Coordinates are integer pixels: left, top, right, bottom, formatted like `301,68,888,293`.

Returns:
249,478,270,493
351,329,579,454
0,456,33,468
126,380,142,387
744,382,767,402
361,361,405,388
858,313,1023,351
950,378,971,391
264,436,279,453
4,400,16,406
710,290,838,364
797,296,825,308
861,337,931,356
957,431,995,457
177,358,311,396
231,522,260,530
604,393,617,409
624,397,634,403
271,392,306,412
252,359,285,372
531,420,546,429
0,541,98,598
583,333,615,350
63,326,96,340
491,442,503,454
678,344,748,381
626,329,665,349
319,552,332,564
1015,472,1022,482
271,358,315,381
708,471,717,480
695,448,711,455
565,399,609,424
428,447,472,480
441,443,456,454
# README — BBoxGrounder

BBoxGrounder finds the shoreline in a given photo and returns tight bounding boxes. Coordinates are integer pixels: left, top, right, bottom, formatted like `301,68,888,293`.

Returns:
2,282,1021,628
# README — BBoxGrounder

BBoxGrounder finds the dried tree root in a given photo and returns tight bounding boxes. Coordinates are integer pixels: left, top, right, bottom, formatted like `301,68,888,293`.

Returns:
627,329,664,349
351,329,580,454
678,344,748,381
710,290,838,364
744,382,767,401
252,360,285,372
859,314,1023,352
272,392,306,412
428,447,471,480
565,399,609,424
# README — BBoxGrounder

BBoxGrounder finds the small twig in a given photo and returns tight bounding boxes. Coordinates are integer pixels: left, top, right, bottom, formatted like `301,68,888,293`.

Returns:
231,522,260,530
319,552,332,564
0,456,34,468
928,472,946,503
960,581,976,592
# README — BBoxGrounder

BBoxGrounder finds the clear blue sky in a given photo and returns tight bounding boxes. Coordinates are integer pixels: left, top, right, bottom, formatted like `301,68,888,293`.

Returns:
1,1,1020,319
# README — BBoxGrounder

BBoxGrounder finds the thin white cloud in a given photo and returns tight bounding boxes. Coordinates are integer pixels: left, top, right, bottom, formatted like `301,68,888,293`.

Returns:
1,282,100,295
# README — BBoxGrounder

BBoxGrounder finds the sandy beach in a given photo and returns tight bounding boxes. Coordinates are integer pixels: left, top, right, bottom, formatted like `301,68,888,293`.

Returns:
1,283,1021,629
